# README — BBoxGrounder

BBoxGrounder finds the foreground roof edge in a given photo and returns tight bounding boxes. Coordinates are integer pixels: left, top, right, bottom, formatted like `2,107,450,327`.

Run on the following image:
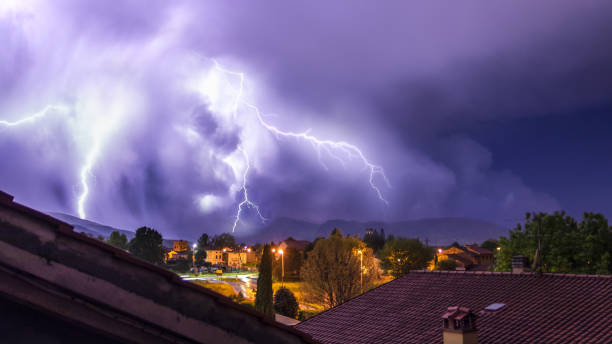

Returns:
0,190,317,343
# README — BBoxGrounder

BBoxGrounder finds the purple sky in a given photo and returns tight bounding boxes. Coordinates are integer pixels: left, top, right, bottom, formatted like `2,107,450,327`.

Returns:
1,1,611,238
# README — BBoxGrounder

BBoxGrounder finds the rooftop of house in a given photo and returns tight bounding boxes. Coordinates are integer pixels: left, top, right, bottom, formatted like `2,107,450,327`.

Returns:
0,190,315,344
463,244,494,255
296,270,612,344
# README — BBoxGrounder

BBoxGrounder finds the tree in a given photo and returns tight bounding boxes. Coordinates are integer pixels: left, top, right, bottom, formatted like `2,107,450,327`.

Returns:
301,229,379,308
380,237,433,278
480,239,499,252
255,244,274,316
449,241,461,248
436,259,457,271
363,228,386,253
107,231,128,250
273,246,304,281
495,212,612,274
210,233,236,249
274,287,299,318
128,227,164,264
194,233,209,266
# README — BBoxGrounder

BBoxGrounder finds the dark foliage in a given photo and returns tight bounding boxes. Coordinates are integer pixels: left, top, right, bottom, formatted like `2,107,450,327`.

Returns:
194,233,208,266
107,231,128,250
274,287,299,318
255,244,274,316
435,259,457,271
380,237,434,278
210,233,236,249
497,212,612,274
128,227,164,264
363,228,386,253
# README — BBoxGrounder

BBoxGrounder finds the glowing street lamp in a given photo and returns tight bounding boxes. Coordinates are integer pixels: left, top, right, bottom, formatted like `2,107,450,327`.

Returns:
357,249,364,292
192,243,197,273
278,249,284,285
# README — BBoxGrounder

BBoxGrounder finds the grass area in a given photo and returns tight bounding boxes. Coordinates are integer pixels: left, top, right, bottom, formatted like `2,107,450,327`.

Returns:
273,281,325,312
191,280,236,298
180,271,254,278
218,277,249,282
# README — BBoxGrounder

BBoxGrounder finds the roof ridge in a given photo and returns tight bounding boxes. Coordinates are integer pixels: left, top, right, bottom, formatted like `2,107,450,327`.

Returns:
1,190,317,343
409,269,612,279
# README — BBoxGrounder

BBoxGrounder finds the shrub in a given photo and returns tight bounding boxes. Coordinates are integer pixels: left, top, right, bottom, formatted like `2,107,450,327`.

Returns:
436,259,457,271
273,287,299,318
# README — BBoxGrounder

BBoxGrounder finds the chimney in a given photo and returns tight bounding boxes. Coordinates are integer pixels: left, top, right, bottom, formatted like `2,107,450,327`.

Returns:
442,306,478,344
511,255,530,273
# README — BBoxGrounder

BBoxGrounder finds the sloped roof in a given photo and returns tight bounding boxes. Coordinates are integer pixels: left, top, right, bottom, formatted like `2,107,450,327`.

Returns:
464,244,494,255
296,270,612,344
445,253,474,266
0,190,315,344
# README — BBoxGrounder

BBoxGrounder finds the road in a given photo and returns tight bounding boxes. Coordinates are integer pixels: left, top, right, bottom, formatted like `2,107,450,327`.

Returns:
182,273,258,300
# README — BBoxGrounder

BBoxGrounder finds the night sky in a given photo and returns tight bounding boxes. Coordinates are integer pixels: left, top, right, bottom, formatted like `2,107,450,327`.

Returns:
1,1,611,238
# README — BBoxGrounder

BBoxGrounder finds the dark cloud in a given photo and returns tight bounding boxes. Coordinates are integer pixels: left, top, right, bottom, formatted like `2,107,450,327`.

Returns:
0,1,610,238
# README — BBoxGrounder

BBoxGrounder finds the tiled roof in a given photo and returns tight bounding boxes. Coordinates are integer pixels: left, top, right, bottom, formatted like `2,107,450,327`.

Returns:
0,190,316,344
296,270,612,344
464,244,494,255
446,253,474,266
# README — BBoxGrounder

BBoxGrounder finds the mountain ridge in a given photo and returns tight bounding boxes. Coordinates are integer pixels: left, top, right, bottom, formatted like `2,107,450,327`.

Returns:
49,212,509,247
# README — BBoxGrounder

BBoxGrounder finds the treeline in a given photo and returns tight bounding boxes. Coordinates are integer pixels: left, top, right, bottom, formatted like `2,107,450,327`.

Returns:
496,212,612,274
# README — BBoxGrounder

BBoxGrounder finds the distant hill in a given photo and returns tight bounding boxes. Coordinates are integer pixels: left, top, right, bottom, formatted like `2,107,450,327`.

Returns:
237,217,508,246
49,212,180,248
50,212,509,247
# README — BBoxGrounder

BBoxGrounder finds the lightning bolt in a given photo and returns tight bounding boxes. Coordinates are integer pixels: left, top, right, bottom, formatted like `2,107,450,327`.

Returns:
213,61,391,231
0,105,69,127
1,104,113,220
231,146,267,232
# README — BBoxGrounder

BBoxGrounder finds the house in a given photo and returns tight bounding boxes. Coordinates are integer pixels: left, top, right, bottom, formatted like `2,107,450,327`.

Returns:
296,269,611,343
166,240,190,261
434,245,494,271
206,249,225,265
226,252,247,268
0,190,315,344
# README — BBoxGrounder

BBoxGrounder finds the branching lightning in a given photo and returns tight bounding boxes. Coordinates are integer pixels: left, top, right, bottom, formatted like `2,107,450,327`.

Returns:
1,104,113,220
2,62,390,233
0,105,69,127
231,146,267,232
213,61,391,231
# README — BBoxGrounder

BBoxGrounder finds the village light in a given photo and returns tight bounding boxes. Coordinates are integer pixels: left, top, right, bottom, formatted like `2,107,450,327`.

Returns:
278,249,284,285
247,248,251,252
272,248,276,253
438,248,443,254
193,243,197,249
357,249,364,293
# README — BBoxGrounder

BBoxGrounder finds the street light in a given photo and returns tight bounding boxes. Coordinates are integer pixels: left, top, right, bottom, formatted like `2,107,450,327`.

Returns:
192,243,197,273
357,249,363,293
278,249,284,285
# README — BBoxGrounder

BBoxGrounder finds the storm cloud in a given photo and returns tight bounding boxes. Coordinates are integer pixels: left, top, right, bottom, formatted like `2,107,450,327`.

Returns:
1,1,610,238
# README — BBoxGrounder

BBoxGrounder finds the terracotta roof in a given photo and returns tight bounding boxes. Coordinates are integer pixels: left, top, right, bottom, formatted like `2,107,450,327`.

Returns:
446,253,474,266
464,244,494,255
296,270,612,344
0,190,316,344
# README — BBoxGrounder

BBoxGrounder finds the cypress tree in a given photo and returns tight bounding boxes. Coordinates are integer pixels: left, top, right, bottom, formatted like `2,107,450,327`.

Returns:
255,244,274,316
